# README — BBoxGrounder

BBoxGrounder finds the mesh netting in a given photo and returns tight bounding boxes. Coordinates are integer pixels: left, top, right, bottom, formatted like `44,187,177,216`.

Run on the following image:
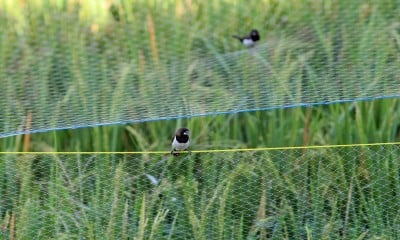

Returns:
1,1,400,239
1,1,399,137
1,145,400,239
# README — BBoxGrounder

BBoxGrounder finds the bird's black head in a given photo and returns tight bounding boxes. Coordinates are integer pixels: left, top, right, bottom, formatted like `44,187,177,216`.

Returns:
250,29,260,41
175,127,190,142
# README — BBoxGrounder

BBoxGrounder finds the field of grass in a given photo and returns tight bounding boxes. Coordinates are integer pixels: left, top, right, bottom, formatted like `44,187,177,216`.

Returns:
1,0,400,239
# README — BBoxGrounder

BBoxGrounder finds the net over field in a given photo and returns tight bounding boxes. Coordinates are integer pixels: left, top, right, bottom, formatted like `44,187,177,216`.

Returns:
1,145,400,239
1,1,399,137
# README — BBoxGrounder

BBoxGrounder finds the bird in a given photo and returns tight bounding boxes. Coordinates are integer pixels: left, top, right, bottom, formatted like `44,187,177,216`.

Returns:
171,127,191,156
232,29,260,47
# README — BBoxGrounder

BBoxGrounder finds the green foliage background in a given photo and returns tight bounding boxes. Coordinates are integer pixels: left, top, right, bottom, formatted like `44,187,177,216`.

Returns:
0,0,400,239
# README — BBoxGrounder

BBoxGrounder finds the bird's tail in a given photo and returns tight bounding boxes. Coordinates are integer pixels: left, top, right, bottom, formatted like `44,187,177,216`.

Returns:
171,149,191,157
232,35,242,40
171,149,180,157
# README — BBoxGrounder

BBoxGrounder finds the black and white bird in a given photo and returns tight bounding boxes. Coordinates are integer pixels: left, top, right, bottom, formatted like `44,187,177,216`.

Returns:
232,29,260,47
171,127,191,156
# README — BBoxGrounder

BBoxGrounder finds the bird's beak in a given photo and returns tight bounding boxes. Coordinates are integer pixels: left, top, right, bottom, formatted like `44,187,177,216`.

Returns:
184,131,189,135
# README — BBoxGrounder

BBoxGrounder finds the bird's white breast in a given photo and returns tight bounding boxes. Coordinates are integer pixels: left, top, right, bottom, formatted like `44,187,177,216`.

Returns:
172,137,190,150
242,39,254,47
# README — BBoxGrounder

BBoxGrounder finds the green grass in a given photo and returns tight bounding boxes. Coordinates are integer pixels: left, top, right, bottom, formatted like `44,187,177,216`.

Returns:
1,147,400,239
0,0,399,137
1,0,400,239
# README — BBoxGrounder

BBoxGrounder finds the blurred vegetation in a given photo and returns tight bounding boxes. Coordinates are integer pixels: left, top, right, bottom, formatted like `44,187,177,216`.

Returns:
0,0,400,239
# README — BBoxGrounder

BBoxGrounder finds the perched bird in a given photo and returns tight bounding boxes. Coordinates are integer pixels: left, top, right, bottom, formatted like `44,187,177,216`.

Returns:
232,29,260,47
171,127,191,156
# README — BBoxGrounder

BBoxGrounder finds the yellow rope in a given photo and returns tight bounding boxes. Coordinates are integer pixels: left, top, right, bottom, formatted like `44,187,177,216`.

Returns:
0,142,399,154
